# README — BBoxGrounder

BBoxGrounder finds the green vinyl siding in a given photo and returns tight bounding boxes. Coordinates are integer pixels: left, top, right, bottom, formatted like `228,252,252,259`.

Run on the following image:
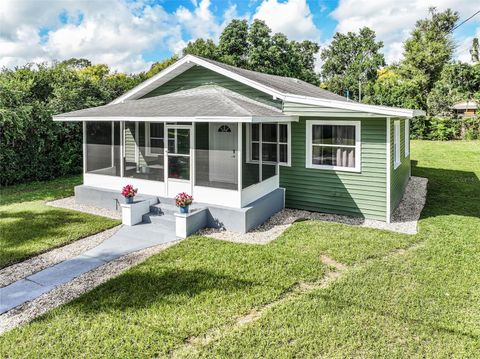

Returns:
279,116,387,221
141,65,281,109
390,118,410,213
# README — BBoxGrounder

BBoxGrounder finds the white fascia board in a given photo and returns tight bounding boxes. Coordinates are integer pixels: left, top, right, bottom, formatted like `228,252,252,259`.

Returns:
110,55,285,105
109,58,196,105
53,115,298,123
284,95,425,118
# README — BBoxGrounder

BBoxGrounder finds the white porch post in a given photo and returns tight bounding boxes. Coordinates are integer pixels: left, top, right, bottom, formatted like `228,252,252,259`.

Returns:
259,123,262,182
238,123,242,191
120,121,124,177
82,121,86,175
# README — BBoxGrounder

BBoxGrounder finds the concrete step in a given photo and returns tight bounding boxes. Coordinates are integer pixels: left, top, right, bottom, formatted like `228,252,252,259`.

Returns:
142,212,176,231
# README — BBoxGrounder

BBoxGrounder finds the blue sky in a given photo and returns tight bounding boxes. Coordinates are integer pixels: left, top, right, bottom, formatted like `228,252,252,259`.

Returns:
1,0,478,73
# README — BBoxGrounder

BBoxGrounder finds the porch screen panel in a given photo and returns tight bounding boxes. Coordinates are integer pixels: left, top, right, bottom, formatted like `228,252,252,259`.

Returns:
242,123,260,188
195,123,238,190
124,121,165,181
261,123,277,181
86,121,120,176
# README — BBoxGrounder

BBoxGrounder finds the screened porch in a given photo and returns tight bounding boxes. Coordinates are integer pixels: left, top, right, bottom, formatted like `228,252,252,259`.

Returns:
83,120,292,208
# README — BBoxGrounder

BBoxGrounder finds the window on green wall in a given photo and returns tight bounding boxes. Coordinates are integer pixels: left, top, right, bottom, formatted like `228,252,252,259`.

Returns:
306,120,361,172
394,120,401,169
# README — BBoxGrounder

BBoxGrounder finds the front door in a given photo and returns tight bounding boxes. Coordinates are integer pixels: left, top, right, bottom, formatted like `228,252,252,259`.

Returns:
209,123,238,184
166,124,192,197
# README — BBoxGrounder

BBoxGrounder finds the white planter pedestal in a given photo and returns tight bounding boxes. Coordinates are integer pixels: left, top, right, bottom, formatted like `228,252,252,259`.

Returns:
174,208,208,238
121,200,151,226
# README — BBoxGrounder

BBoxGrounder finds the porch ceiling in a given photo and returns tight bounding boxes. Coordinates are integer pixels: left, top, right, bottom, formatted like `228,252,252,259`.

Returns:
53,86,298,123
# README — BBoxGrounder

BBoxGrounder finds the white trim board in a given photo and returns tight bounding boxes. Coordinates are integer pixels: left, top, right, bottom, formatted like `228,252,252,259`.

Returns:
386,117,391,223
108,54,424,119
53,115,299,123
305,120,361,173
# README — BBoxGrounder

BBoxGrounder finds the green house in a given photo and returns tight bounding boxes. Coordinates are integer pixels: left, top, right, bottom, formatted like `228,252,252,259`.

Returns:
54,55,424,232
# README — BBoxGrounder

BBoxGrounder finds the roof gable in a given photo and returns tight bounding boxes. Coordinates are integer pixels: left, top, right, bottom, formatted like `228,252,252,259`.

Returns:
111,55,424,118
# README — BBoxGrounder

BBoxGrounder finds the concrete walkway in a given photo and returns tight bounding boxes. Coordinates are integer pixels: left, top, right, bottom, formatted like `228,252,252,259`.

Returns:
0,223,177,314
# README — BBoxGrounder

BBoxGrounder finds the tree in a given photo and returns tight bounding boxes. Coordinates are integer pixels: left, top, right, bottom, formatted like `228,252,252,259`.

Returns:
183,38,219,60
145,55,179,78
471,38,479,63
182,19,320,85
218,19,249,67
427,62,480,115
401,7,459,110
320,27,385,101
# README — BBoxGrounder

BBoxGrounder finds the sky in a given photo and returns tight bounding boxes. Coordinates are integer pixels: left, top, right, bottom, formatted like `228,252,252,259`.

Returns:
1,0,479,73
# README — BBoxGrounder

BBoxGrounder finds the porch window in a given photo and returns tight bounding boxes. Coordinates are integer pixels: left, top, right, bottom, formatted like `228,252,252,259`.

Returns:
85,121,121,176
145,123,164,156
306,120,361,172
248,123,290,166
394,120,400,169
404,119,410,157
124,122,165,181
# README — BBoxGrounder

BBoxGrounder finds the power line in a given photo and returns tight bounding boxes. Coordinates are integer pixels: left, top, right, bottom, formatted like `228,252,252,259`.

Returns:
452,10,480,32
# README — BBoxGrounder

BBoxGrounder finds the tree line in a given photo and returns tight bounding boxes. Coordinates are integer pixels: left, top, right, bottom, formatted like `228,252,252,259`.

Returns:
1,7,478,186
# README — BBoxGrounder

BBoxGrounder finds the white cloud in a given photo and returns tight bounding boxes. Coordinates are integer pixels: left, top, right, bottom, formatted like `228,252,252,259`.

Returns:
0,0,231,73
331,0,480,64
253,0,320,41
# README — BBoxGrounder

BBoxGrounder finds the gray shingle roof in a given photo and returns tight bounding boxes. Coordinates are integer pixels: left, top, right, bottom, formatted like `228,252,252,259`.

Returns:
55,86,288,119
198,56,349,102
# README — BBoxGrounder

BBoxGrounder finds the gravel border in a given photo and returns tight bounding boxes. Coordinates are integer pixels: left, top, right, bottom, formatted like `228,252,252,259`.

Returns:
198,176,428,244
0,240,181,334
46,196,121,219
0,226,122,287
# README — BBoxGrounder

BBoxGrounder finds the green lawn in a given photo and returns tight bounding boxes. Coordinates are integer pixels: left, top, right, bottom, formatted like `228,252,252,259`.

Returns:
1,141,479,358
0,175,120,268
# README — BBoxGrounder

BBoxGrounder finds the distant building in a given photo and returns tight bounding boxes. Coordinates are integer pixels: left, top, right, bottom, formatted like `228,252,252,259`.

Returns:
451,100,478,117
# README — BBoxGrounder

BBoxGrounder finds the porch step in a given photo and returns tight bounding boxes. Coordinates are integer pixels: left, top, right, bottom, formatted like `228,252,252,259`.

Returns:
142,211,176,232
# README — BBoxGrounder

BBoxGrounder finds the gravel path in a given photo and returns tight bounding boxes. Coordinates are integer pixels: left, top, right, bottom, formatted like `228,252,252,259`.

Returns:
199,176,428,244
0,226,122,287
46,196,121,219
0,240,180,334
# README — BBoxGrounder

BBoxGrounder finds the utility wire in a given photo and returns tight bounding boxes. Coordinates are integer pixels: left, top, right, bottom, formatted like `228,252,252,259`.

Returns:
452,10,480,32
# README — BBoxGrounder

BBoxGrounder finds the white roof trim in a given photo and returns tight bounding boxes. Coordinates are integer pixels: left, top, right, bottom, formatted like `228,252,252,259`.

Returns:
283,95,425,118
53,115,299,123
110,54,425,118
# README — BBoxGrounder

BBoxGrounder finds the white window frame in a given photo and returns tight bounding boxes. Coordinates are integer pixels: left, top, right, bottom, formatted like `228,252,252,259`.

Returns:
306,120,361,173
246,123,291,166
404,119,410,157
145,122,164,156
394,120,401,169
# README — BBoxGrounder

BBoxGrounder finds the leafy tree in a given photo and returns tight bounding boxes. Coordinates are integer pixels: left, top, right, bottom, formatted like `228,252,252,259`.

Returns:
401,7,459,110
427,62,480,115
218,19,249,67
471,38,479,63
320,27,385,101
182,19,320,85
183,38,219,60
145,55,179,78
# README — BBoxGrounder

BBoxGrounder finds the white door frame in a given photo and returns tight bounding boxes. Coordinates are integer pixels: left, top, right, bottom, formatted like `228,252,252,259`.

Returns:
165,123,194,197
208,123,238,184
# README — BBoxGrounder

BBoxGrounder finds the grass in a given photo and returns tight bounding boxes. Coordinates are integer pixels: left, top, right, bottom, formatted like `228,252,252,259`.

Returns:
0,175,120,268
1,141,479,357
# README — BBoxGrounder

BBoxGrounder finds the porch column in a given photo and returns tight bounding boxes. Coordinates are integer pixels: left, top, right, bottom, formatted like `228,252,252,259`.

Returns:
237,122,242,191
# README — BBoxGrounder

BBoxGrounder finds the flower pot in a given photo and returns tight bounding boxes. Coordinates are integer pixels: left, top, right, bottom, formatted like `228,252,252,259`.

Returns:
125,196,134,204
179,205,189,214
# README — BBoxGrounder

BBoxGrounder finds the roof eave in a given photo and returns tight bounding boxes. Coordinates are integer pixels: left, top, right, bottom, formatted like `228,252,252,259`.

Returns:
284,94,425,118
52,115,298,123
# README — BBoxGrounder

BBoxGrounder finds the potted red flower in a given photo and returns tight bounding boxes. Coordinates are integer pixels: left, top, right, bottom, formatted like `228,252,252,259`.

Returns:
121,184,138,204
175,192,193,213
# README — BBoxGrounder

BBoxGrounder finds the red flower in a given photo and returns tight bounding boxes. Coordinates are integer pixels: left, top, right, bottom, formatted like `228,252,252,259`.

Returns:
121,184,138,198
175,192,193,207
